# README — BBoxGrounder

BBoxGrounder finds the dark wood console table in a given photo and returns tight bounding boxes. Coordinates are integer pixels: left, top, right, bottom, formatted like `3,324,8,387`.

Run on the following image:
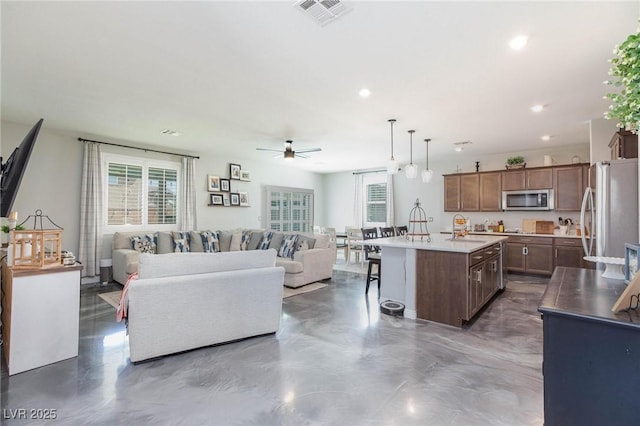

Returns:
538,267,640,425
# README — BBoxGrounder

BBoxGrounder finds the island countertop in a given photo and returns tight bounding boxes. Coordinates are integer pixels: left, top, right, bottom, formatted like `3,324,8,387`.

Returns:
374,233,508,253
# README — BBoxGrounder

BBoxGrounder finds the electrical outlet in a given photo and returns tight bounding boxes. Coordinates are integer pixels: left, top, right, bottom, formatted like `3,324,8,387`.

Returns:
428,217,434,222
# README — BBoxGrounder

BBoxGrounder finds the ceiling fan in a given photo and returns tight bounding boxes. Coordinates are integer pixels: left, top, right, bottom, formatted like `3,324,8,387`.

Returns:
256,140,321,160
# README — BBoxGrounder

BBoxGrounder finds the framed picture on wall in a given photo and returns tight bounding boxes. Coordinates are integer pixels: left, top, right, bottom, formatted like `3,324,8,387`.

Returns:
239,191,249,206
230,164,241,180
220,178,230,192
223,194,231,206
239,170,251,181
207,175,220,192
210,194,223,205
230,192,240,206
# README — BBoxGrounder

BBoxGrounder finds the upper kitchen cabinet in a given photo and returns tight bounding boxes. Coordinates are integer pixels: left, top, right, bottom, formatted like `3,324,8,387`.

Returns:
479,172,502,211
554,165,584,211
444,175,461,211
443,174,481,212
609,130,638,160
502,168,553,190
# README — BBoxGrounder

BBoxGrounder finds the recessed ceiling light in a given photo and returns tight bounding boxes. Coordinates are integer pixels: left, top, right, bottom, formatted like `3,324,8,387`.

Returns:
541,135,551,141
509,35,529,50
160,129,182,136
359,88,371,98
530,104,545,113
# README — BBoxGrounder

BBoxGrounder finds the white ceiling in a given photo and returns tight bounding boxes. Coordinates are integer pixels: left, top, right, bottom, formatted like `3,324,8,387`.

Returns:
2,1,638,173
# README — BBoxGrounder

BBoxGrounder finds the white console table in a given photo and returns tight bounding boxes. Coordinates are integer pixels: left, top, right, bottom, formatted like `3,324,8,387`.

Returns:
1,261,82,375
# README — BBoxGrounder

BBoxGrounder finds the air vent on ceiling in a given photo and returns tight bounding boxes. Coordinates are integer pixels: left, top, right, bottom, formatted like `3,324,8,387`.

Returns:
293,0,352,26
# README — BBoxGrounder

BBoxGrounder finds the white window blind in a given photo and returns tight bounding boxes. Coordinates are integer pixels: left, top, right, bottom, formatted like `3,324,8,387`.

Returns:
265,186,313,232
366,183,387,223
104,154,180,230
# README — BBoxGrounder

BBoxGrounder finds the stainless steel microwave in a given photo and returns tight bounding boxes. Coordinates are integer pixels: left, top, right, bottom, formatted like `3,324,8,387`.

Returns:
502,189,554,211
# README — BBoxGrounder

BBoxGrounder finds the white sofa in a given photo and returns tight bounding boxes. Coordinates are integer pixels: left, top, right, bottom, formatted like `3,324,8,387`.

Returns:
127,249,284,362
112,229,336,288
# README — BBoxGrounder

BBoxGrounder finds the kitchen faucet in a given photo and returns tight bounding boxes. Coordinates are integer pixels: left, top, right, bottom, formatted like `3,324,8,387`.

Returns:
452,213,466,240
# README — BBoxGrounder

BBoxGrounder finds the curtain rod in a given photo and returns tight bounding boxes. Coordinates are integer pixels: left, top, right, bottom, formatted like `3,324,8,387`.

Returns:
77,137,200,159
352,169,387,175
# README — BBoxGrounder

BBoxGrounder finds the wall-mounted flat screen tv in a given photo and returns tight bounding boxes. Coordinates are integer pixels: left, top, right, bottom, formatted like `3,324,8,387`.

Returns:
1,118,44,217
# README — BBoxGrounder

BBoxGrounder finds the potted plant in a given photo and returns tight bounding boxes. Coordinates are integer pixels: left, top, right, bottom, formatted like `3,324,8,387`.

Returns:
605,26,639,133
1,224,25,247
505,156,526,170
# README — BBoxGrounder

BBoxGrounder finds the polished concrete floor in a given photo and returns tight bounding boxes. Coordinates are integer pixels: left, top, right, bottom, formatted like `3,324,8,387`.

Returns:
1,271,547,425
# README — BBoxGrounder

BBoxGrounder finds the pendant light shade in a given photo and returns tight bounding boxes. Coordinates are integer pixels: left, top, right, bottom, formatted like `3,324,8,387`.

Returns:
387,119,398,174
405,130,418,179
422,138,434,183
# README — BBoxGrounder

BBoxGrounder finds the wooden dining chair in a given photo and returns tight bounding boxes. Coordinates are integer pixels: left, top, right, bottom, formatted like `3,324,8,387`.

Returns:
379,226,395,238
345,226,364,265
361,227,381,294
394,225,408,236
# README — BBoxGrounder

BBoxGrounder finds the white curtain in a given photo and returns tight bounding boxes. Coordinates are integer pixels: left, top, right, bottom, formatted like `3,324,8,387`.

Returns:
386,173,395,226
78,142,103,278
178,156,198,230
353,173,363,227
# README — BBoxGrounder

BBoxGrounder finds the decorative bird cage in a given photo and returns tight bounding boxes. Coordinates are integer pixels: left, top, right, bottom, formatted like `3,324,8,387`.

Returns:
407,198,431,242
10,209,63,269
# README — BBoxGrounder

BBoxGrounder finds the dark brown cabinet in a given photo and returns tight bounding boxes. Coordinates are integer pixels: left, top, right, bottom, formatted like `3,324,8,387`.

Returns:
553,237,594,269
444,175,461,211
460,174,479,211
505,236,554,275
554,165,583,211
479,172,501,211
502,168,552,190
416,244,502,327
609,130,638,159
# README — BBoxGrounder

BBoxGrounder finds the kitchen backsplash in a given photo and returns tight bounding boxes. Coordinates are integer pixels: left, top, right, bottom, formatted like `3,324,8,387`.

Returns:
441,210,581,234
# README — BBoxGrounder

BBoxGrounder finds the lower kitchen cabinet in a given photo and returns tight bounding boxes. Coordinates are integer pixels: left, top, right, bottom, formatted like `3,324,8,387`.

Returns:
554,237,592,269
505,236,554,275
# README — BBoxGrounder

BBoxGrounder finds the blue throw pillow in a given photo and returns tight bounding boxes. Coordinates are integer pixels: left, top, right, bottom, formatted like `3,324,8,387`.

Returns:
172,231,191,253
201,231,220,253
240,230,252,251
130,234,157,254
259,231,274,250
278,234,299,259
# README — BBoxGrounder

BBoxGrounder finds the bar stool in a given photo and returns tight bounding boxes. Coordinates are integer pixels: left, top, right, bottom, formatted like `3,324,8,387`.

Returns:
361,227,381,294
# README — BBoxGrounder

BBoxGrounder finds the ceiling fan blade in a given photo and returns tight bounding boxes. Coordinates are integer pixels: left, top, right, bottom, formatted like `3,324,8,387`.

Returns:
296,147,322,153
256,147,283,153
296,153,310,159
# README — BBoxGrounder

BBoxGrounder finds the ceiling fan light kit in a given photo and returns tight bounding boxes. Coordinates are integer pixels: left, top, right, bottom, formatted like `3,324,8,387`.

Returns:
256,139,321,160
405,130,418,179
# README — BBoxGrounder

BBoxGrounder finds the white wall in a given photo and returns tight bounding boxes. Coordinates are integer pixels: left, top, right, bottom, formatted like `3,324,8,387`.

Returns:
1,120,325,262
323,143,591,234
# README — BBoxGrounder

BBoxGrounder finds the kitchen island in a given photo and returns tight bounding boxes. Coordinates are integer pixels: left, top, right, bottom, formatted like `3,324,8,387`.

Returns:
375,233,508,327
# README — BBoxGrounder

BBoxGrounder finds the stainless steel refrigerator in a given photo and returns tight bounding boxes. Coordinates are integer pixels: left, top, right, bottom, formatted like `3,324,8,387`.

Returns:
580,158,639,260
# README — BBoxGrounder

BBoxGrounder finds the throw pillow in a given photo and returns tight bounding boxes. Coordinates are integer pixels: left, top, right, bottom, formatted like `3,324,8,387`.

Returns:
278,234,299,259
200,231,220,253
156,231,174,254
189,231,205,252
258,231,274,250
240,230,252,251
270,232,284,252
247,229,264,250
229,232,242,251
217,230,233,252
297,234,316,251
172,231,191,253
130,234,157,254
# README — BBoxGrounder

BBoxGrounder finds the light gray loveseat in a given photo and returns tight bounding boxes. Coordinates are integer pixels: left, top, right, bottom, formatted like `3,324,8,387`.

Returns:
127,249,284,362
112,229,336,288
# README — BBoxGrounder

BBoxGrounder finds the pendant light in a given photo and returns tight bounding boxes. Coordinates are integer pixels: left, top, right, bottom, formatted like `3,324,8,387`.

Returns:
387,119,398,174
405,130,418,179
422,138,434,183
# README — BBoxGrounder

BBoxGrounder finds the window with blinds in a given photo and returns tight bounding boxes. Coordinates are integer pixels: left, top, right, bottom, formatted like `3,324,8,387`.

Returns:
104,154,179,230
265,186,313,232
366,182,387,224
